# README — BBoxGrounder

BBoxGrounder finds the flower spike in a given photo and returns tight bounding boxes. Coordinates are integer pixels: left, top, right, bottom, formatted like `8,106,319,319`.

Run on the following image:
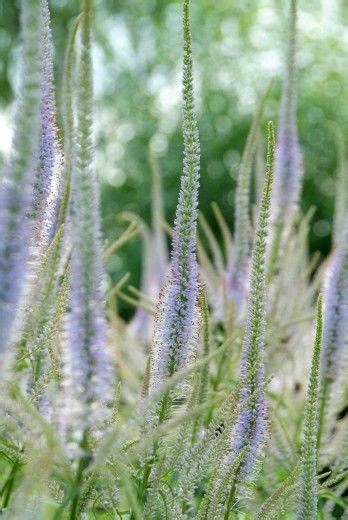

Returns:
62,0,114,448
0,0,41,355
230,121,275,481
31,0,62,250
272,0,302,228
149,0,201,392
317,232,348,448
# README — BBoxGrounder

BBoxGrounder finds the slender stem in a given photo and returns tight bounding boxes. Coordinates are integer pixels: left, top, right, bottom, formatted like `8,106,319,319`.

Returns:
2,463,19,509
224,481,236,520
192,290,210,441
206,344,226,425
69,431,90,520
128,392,172,519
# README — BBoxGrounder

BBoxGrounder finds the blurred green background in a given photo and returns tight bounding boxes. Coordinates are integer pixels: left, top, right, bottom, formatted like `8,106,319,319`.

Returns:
0,0,347,316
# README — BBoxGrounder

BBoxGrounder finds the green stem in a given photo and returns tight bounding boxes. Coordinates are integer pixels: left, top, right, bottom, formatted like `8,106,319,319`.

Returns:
69,431,90,520
206,344,226,425
2,463,19,509
223,481,236,520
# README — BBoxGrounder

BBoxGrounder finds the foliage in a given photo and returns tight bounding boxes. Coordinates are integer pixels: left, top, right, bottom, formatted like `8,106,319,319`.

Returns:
0,0,347,519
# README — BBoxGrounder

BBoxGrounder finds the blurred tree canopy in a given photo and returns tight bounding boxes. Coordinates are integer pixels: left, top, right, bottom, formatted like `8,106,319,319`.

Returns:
1,0,348,316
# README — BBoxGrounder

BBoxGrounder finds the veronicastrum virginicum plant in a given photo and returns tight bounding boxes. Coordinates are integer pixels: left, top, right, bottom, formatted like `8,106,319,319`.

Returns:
271,0,302,239
0,0,347,518
228,120,275,485
148,0,201,395
0,0,41,359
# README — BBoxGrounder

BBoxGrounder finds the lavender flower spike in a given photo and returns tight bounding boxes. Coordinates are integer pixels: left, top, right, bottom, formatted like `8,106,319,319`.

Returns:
230,122,275,482
62,0,114,445
31,0,62,251
317,230,348,447
149,0,201,392
272,0,302,227
332,126,348,245
0,0,41,354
